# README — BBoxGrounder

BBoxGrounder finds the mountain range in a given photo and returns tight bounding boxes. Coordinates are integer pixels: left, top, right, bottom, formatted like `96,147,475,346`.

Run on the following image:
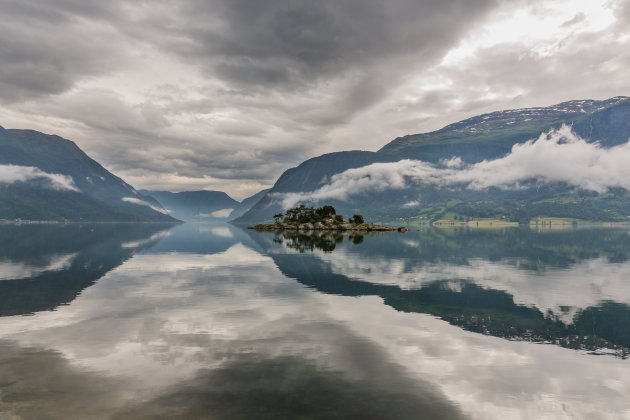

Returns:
140,189,270,221
2,96,630,223
235,96,630,224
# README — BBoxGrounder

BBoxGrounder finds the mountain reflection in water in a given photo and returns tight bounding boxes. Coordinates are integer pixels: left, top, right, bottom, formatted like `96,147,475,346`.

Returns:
0,223,172,316
0,223,628,419
254,228,630,357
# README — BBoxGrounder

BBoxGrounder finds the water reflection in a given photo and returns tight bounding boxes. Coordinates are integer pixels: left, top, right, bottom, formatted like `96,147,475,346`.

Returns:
115,355,461,420
251,229,630,357
0,228,464,419
275,230,369,253
0,224,628,419
0,223,171,316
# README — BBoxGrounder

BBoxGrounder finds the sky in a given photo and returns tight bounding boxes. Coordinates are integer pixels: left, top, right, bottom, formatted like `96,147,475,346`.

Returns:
0,0,629,200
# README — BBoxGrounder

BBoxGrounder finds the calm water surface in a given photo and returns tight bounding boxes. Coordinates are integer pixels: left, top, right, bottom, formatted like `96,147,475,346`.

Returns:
0,223,629,419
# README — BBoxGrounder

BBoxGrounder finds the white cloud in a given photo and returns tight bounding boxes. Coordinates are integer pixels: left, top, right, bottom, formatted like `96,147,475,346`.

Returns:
279,126,630,207
0,164,79,192
121,197,168,214
441,157,464,168
402,200,420,208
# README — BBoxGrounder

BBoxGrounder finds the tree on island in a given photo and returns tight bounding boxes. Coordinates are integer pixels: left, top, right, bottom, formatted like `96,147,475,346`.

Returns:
315,205,336,219
351,214,364,224
279,204,364,225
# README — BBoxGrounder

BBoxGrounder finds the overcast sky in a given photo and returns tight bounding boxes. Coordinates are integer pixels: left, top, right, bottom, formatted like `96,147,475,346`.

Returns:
0,0,629,199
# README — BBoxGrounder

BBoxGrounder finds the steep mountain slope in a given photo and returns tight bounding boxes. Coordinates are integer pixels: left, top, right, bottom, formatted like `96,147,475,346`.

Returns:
0,127,176,222
235,97,630,224
229,188,271,220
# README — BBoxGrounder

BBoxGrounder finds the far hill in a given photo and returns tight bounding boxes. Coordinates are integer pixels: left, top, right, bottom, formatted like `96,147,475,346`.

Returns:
234,96,630,224
141,188,270,221
140,190,239,221
0,126,176,222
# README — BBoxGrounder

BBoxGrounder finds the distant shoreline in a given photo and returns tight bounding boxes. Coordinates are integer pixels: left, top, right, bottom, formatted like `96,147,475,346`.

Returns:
403,217,630,229
0,219,181,225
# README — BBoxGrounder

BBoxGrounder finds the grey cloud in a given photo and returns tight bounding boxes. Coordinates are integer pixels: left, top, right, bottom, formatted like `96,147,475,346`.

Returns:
14,0,630,199
615,0,630,23
1,0,500,195
406,5,630,121
0,1,129,102
132,0,498,113
175,0,437,86
561,12,586,27
0,0,120,22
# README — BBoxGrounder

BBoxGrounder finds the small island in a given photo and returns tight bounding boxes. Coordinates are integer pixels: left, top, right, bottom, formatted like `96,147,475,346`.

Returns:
249,204,402,232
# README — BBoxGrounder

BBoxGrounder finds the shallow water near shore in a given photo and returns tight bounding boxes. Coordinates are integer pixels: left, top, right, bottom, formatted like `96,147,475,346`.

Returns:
0,222,629,419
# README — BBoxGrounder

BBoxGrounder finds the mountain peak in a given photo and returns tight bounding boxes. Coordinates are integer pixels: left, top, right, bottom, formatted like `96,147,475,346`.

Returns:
380,96,630,154
433,96,630,136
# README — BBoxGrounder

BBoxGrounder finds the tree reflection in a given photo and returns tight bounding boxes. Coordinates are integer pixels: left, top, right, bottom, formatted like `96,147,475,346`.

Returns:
277,231,370,253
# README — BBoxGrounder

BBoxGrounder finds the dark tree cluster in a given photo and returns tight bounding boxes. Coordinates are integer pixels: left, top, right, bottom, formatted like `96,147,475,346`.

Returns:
274,205,365,225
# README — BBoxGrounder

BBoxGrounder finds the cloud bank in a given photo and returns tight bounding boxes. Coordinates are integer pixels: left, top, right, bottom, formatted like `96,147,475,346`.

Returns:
0,164,79,191
279,126,630,208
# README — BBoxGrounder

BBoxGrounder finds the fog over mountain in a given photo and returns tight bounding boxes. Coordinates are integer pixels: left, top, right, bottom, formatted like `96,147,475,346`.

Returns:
0,0,628,198
279,125,630,208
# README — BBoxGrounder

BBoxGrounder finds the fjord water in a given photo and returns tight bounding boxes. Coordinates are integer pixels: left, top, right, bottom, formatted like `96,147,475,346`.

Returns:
0,224,629,419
